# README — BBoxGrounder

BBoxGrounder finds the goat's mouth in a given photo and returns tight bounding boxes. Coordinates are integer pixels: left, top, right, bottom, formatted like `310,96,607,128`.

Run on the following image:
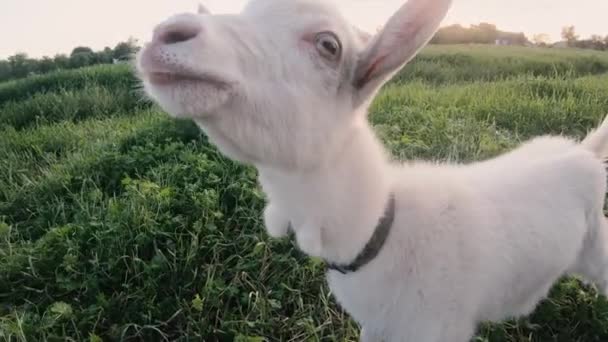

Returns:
144,71,230,89
140,68,235,119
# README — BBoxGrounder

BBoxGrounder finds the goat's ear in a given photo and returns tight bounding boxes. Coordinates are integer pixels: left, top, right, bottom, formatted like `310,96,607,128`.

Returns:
352,0,451,105
197,3,210,14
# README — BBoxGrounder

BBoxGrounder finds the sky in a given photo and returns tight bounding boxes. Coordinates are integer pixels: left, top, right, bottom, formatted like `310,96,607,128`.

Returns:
1,0,607,59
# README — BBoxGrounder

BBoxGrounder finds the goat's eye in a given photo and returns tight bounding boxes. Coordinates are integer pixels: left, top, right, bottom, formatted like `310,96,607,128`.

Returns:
315,32,342,61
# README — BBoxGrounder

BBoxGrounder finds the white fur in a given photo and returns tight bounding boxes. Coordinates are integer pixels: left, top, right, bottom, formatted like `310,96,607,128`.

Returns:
135,0,608,340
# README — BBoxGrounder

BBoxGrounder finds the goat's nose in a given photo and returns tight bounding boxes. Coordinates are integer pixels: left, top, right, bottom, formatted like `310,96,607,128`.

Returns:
154,15,203,45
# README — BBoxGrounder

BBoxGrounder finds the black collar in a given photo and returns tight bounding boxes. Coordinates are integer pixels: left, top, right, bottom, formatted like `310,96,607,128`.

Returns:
326,193,396,274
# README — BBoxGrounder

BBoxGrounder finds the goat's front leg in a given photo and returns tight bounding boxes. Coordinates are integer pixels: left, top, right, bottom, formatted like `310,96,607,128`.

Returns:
360,328,384,342
362,315,474,342
294,223,323,257
263,203,290,238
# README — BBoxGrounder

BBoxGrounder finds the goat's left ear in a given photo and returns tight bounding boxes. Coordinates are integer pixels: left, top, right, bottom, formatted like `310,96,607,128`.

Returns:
352,0,452,106
197,3,210,14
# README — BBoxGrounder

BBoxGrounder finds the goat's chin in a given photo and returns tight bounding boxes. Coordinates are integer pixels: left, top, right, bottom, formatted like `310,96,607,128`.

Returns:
145,81,234,119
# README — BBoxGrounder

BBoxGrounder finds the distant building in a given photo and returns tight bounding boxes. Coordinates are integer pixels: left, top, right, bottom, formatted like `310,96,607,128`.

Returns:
494,32,529,46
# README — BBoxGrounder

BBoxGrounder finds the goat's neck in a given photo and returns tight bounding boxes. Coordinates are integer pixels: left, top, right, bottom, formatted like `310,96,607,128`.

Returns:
257,119,393,264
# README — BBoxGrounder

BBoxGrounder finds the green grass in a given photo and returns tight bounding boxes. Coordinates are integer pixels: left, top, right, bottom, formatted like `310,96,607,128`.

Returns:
0,64,141,107
1,45,608,341
398,45,608,84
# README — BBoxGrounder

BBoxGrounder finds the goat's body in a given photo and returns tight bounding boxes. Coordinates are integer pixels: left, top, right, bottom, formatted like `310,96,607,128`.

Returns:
326,133,608,342
138,0,608,339
256,120,608,341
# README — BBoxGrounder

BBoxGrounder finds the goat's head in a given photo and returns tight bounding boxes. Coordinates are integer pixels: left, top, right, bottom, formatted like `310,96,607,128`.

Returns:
137,0,452,170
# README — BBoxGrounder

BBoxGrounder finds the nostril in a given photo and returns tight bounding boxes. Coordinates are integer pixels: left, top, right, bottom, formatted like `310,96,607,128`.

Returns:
162,29,198,44
155,19,202,45
160,27,200,45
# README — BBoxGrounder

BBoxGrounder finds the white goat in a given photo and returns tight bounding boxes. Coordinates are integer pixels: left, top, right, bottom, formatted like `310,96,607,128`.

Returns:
136,0,608,340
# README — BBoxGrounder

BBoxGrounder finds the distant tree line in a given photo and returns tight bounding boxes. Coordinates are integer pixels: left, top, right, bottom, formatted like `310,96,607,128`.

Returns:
0,38,140,82
560,26,608,51
429,23,608,51
431,23,529,46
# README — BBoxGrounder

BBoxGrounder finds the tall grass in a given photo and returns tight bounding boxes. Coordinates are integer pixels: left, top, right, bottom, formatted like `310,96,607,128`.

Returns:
0,64,141,106
0,85,150,130
1,45,608,341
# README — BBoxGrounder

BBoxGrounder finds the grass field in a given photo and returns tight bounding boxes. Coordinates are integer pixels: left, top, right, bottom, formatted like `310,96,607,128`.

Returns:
1,44,608,341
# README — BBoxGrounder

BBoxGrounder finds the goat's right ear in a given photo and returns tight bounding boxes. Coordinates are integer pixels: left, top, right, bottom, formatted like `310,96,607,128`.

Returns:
352,0,452,106
197,3,210,14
